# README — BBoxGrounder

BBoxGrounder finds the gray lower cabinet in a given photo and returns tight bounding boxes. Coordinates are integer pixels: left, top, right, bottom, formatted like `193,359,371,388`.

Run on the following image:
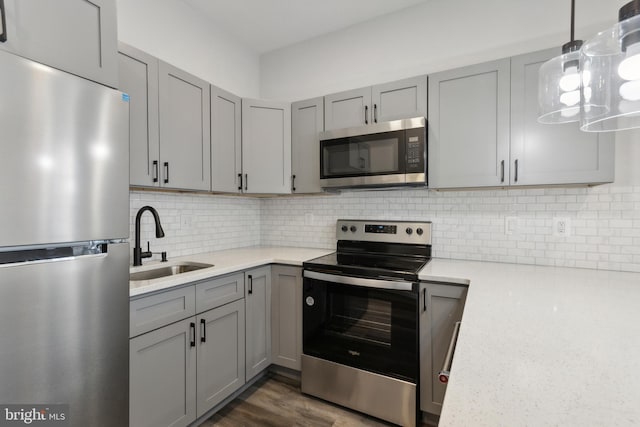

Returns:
130,273,247,427
118,44,211,191
196,299,246,417
419,281,467,416
130,317,197,427
0,0,118,87
510,49,614,186
242,99,292,194
271,265,303,370
245,266,272,380
428,58,511,188
211,85,243,193
291,97,324,194
324,76,427,130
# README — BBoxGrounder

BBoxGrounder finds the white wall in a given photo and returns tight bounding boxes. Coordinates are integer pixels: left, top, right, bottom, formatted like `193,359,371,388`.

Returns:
260,0,628,101
116,0,260,97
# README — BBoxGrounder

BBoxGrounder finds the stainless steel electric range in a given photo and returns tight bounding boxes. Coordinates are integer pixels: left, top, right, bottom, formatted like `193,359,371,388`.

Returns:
302,219,432,427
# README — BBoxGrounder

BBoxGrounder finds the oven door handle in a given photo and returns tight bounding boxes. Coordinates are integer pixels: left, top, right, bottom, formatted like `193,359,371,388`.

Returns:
303,270,413,291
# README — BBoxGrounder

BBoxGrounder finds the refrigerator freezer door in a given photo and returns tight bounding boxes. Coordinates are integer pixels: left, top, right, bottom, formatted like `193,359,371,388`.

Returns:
0,242,129,427
0,49,129,247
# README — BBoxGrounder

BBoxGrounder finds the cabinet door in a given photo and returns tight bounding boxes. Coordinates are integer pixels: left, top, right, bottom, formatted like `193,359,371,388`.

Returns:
196,299,246,417
510,49,614,186
130,318,197,427
159,61,211,191
372,75,427,123
324,87,372,130
242,99,291,194
419,282,467,416
211,85,242,193
0,0,118,87
428,59,511,188
271,266,302,371
291,97,324,194
245,266,272,380
118,43,160,187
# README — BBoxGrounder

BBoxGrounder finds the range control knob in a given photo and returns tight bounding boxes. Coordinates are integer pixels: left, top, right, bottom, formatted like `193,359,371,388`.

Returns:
341,225,348,232
417,228,424,236
350,225,357,233
406,227,413,235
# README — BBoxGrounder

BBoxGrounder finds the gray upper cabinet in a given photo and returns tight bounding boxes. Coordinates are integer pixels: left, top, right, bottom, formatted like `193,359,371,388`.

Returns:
245,266,272,381
324,87,371,130
510,49,614,186
242,99,291,194
159,61,211,191
119,46,211,191
372,76,427,123
118,43,160,188
428,59,511,189
271,265,303,371
324,76,427,131
130,317,197,427
291,97,324,194
0,0,118,87
419,282,467,416
211,86,242,193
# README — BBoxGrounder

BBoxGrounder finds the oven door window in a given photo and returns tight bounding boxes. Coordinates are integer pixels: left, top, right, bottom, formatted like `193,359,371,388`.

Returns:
303,278,417,382
321,131,405,179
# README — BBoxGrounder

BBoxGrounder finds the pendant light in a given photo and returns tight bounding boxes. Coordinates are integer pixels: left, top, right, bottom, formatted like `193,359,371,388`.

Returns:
538,0,592,124
580,0,640,131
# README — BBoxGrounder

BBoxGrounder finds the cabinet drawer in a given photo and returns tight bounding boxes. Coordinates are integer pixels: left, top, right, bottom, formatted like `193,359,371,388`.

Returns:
130,286,196,338
195,273,245,313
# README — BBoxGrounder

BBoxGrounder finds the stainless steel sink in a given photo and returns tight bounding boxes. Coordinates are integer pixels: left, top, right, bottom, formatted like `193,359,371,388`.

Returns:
129,262,213,281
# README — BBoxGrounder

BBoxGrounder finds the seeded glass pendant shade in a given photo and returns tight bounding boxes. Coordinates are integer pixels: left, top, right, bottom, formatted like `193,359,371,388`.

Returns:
538,0,593,124
580,1,640,131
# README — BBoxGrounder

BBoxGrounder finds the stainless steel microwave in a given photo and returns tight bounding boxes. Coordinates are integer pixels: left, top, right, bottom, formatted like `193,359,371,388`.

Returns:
319,117,427,189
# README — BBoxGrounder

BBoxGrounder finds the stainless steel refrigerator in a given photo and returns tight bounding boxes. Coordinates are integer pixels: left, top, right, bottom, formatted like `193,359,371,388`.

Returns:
0,49,129,426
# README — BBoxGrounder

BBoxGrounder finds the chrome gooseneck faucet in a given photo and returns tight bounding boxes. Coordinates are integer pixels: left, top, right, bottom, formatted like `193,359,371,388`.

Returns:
133,205,165,266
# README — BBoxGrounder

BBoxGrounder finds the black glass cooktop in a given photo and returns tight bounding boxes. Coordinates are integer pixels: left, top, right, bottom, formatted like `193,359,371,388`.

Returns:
303,241,431,281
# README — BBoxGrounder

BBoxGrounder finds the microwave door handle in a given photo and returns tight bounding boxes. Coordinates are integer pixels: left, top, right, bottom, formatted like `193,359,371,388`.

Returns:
303,270,413,291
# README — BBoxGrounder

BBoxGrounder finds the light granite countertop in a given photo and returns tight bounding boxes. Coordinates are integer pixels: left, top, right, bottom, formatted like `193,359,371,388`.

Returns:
129,246,333,297
130,247,640,425
422,259,640,426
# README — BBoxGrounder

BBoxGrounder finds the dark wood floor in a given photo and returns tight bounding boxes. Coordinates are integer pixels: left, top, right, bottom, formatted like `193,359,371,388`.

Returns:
202,374,429,427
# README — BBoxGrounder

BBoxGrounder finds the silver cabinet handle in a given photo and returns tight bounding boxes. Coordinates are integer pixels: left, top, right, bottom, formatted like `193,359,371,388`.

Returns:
438,321,461,384
0,0,7,42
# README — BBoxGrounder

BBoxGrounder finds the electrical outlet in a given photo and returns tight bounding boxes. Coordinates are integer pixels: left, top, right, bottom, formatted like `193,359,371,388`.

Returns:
553,217,571,237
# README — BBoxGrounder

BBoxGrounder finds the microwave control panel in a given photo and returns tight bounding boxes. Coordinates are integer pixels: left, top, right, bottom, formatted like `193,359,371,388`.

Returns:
405,127,426,173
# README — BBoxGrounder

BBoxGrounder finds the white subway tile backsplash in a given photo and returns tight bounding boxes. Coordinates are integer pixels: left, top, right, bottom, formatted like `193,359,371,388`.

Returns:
260,185,640,273
129,191,260,263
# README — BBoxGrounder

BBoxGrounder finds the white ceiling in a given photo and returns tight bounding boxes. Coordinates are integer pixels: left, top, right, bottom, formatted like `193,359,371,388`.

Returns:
181,0,429,54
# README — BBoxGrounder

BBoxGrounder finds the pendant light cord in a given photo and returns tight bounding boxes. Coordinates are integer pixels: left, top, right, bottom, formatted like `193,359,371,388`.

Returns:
570,0,575,42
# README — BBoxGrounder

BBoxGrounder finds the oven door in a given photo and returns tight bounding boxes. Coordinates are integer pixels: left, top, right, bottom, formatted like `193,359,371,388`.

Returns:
303,271,418,383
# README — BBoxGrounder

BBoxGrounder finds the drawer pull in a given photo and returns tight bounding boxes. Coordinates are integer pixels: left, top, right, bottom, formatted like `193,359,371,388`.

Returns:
200,318,206,343
189,322,196,347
